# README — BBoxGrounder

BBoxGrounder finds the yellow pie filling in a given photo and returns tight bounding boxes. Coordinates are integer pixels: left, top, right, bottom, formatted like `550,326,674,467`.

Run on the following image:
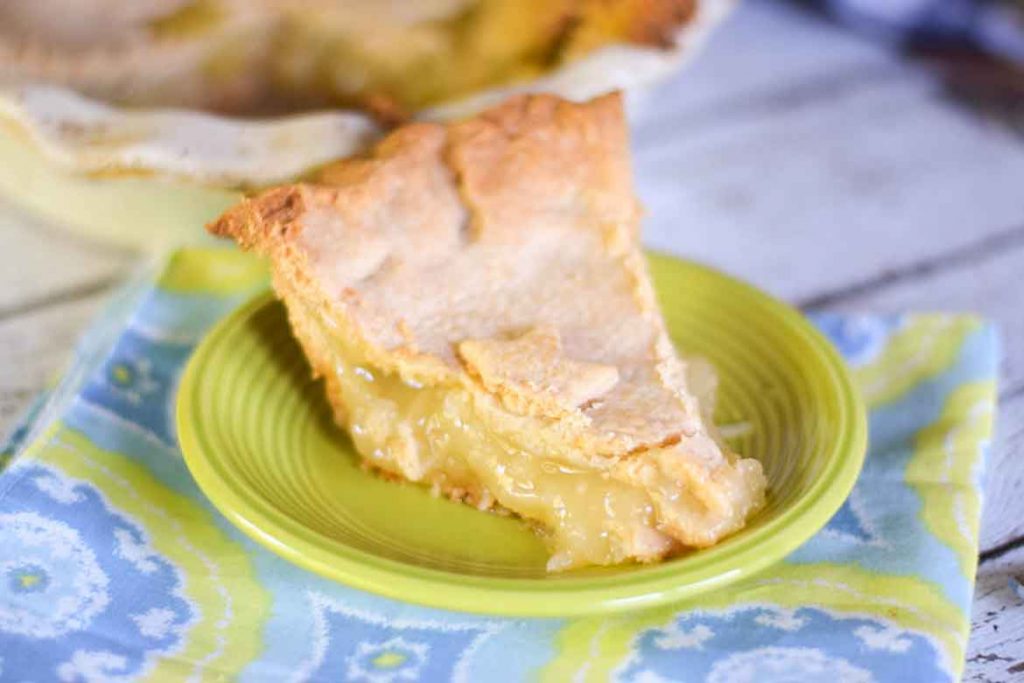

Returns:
297,302,763,572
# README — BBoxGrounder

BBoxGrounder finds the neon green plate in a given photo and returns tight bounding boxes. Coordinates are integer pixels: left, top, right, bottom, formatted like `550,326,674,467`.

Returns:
177,253,867,617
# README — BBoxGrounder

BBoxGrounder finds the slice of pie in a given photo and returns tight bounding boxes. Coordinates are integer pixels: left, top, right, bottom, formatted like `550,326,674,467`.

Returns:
209,92,766,571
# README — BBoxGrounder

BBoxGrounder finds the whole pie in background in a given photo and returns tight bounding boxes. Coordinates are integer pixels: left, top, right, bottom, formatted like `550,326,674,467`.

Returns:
209,92,767,571
0,0,702,118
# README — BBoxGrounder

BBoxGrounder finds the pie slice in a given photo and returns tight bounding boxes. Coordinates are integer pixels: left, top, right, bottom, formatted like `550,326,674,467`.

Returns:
208,92,766,571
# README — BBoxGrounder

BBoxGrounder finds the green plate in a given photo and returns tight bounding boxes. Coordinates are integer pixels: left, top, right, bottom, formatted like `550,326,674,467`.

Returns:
177,253,867,617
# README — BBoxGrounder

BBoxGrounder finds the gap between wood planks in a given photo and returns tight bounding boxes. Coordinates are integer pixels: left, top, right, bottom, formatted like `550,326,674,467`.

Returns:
799,220,1024,321
981,536,1024,565
0,273,123,324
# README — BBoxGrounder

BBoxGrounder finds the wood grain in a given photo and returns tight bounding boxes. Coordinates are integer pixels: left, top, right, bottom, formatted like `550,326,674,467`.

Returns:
633,74,1024,304
966,547,1024,682
0,198,131,316
0,294,108,437
982,396,1024,559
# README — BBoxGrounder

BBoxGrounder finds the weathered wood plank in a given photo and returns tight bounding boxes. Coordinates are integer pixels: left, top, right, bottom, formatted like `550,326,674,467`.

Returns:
633,0,899,125
634,73,1024,305
0,293,109,438
802,235,1024,394
983,395,1024,558
0,197,131,314
966,547,1024,682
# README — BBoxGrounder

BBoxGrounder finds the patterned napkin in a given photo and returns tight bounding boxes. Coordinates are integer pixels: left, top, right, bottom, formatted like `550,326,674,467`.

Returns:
0,248,998,682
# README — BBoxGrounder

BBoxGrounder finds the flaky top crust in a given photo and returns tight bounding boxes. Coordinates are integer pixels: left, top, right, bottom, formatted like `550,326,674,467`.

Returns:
210,92,710,458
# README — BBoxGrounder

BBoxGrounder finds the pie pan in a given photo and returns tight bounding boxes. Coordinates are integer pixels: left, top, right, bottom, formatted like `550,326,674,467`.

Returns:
0,0,731,250
177,252,867,617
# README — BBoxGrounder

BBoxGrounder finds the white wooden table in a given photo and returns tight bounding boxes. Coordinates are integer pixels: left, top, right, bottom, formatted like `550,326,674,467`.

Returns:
1,1,1021,679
